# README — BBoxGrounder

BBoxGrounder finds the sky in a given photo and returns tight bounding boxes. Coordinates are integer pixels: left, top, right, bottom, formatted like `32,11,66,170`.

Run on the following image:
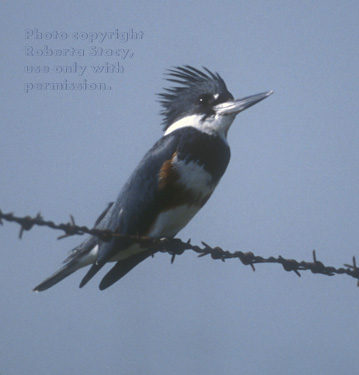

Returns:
1,1,359,374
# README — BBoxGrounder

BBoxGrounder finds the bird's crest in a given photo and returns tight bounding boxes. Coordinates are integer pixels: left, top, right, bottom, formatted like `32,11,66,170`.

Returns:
158,65,232,130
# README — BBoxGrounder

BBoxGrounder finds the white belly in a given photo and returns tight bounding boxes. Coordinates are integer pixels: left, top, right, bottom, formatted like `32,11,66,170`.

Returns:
148,204,201,238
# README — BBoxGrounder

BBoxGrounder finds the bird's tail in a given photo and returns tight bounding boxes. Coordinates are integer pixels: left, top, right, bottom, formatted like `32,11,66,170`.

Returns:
33,237,98,292
33,262,79,292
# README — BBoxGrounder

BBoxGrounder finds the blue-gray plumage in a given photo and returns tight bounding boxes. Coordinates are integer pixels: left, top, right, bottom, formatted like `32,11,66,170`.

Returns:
33,66,272,291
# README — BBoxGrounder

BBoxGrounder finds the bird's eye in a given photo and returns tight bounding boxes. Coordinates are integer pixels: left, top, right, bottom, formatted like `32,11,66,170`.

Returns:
196,94,213,106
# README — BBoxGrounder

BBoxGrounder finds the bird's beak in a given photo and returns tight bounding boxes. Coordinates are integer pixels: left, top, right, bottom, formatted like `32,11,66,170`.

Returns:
214,91,273,116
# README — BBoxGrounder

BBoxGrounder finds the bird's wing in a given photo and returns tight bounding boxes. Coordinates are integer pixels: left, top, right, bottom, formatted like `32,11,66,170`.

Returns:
79,133,181,288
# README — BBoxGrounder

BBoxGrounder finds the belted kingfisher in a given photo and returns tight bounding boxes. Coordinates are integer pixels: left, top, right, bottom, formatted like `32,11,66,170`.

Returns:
33,65,272,291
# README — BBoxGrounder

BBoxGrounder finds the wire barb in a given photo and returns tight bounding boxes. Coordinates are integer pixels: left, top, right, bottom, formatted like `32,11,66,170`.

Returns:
344,256,359,287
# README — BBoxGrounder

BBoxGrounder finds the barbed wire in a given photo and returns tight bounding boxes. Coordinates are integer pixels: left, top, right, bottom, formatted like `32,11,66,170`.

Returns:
1,208,358,286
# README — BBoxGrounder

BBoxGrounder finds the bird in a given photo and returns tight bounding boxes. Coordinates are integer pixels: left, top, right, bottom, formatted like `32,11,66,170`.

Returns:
33,65,272,292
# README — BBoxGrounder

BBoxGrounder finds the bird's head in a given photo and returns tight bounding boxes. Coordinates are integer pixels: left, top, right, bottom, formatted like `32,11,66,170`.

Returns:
158,65,272,139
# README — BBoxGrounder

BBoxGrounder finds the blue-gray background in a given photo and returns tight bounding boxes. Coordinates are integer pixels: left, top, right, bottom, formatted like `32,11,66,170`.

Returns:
1,1,359,374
